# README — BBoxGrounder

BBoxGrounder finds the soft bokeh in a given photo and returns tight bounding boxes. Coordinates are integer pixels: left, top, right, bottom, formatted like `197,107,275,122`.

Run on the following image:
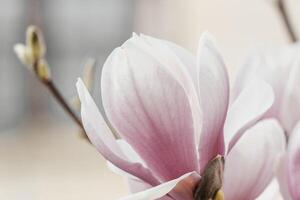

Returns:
0,0,299,199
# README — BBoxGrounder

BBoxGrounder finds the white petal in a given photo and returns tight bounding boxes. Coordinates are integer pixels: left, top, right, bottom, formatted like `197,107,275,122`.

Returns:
256,179,284,200
196,32,229,171
223,119,286,200
224,79,274,151
233,46,300,122
119,172,199,200
116,139,145,164
160,38,198,89
127,178,153,194
277,154,293,200
280,58,300,133
76,79,159,186
286,122,300,199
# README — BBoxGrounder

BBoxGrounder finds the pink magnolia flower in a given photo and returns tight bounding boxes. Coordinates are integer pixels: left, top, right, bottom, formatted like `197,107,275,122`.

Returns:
76,33,285,200
233,45,300,200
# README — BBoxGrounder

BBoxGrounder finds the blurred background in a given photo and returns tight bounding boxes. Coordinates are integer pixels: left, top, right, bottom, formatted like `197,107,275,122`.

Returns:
0,0,300,199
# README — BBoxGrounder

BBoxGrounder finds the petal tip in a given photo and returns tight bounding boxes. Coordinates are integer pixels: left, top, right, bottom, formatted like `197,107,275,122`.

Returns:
199,31,217,46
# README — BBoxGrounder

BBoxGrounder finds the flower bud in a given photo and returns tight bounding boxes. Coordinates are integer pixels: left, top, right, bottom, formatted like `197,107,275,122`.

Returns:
26,25,46,61
36,59,51,81
194,155,224,200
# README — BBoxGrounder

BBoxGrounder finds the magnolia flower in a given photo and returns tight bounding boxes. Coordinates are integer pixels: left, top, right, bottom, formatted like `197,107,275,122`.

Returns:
233,45,300,200
76,33,285,200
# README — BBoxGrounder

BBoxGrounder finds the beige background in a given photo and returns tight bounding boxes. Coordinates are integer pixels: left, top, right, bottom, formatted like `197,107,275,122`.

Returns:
1,0,300,199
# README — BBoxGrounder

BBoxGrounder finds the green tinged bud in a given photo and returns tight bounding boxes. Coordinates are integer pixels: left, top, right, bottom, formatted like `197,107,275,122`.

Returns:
26,25,46,61
36,59,51,81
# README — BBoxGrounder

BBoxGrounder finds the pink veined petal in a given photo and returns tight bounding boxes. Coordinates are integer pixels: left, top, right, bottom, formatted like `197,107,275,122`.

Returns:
101,43,198,182
76,79,159,186
223,119,285,200
118,172,200,200
279,58,300,133
224,79,274,152
286,122,300,199
158,38,198,89
135,34,202,147
196,32,229,172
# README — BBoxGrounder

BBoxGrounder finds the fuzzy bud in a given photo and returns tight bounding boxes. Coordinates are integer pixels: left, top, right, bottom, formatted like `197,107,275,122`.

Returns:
26,25,46,61
14,44,33,67
36,59,51,81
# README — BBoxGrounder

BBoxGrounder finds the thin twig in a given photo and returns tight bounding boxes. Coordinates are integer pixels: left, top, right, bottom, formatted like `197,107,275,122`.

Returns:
44,80,84,130
277,0,298,42
32,60,85,134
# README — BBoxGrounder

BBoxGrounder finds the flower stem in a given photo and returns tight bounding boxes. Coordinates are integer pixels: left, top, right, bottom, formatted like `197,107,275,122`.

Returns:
277,0,298,42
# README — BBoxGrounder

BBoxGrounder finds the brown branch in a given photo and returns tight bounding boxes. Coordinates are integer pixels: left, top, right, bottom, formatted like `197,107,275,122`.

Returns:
41,78,90,142
32,61,87,140
277,0,298,42
44,80,84,130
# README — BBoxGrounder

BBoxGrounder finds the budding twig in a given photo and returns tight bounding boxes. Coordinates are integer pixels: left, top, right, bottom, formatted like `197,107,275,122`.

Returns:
39,75,84,132
14,25,89,141
276,0,298,42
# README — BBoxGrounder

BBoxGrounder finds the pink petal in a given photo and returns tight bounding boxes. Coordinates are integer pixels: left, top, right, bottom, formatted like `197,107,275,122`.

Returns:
224,79,274,151
76,79,159,186
136,34,202,144
280,58,300,133
286,122,300,199
119,172,200,200
223,119,285,200
196,32,229,171
158,38,198,89
101,40,198,182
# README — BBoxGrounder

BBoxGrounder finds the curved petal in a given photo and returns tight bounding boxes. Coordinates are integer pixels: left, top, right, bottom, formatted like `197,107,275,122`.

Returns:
196,32,229,171
116,139,145,164
101,43,198,181
286,122,300,199
223,119,285,200
107,162,154,194
106,140,148,183
119,172,200,200
280,58,300,133
76,79,159,186
136,34,202,145
224,79,274,151
277,154,293,200
127,178,153,194
256,179,284,200
233,46,300,120
159,39,198,89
